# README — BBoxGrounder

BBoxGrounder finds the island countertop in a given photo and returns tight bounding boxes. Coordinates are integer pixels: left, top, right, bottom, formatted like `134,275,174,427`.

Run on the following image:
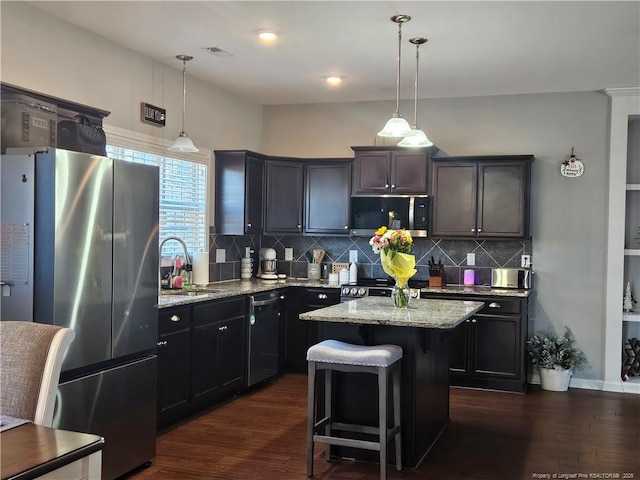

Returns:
300,297,484,329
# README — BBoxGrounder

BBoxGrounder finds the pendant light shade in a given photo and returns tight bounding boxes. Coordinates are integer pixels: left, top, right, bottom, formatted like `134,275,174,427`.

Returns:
168,54,199,153
398,37,433,148
378,15,415,138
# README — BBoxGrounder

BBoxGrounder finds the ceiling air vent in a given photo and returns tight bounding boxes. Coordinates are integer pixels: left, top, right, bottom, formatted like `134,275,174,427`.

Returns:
204,47,233,57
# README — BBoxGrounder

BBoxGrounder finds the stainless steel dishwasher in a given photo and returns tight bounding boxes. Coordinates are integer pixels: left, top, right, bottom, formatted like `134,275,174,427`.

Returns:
247,290,280,387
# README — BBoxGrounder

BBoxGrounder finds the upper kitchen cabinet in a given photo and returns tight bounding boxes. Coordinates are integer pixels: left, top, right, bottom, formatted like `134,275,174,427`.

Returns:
304,160,352,235
214,150,266,235
351,146,429,195
265,159,304,234
431,155,533,238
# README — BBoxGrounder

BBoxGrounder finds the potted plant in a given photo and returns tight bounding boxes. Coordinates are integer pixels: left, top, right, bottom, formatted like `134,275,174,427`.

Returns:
526,326,587,391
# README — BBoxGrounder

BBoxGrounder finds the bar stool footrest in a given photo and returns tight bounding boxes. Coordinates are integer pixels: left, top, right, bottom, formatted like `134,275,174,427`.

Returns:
313,434,381,451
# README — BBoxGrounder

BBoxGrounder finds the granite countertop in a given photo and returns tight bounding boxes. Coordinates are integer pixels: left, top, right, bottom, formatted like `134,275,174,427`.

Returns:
157,277,338,309
299,297,485,329
421,285,531,298
157,278,531,308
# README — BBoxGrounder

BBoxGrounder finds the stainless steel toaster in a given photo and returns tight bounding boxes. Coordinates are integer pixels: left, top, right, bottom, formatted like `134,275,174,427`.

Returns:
491,268,532,289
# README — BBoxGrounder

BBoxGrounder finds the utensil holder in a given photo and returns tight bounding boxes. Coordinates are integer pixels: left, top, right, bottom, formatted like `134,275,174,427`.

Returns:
307,263,321,280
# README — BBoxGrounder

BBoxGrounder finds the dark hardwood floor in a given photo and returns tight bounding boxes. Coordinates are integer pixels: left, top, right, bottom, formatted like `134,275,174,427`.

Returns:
129,374,639,480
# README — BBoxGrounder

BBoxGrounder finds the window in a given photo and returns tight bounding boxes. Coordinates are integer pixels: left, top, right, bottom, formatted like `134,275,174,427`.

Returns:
104,125,209,259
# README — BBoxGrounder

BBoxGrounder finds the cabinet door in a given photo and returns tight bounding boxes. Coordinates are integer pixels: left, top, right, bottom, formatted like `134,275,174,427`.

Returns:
471,315,520,378
245,156,264,234
305,162,351,234
391,151,428,194
477,162,526,237
265,160,304,234
431,162,477,236
157,329,190,426
449,320,470,374
191,321,220,403
352,151,391,195
218,316,245,388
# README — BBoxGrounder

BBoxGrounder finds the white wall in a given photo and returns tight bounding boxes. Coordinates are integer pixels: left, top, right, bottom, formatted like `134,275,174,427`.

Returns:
263,92,611,382
1,1,614,383
0,1,263,152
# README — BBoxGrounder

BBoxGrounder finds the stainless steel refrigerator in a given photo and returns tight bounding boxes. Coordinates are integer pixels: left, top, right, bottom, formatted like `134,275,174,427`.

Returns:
0,148,159,480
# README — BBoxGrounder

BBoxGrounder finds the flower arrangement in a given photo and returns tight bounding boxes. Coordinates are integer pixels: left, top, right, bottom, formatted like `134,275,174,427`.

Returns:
369,226,417,307
526,326,587,371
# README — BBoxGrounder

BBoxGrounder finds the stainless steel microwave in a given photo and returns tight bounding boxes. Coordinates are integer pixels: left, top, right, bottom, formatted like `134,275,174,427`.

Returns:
350,196,429,237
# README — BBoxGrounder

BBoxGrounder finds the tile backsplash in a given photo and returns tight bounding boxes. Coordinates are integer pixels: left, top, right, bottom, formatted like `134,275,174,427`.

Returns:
208,230,531,286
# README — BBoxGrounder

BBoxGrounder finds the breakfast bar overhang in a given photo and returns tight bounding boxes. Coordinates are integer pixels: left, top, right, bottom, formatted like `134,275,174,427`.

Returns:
300,297,484,469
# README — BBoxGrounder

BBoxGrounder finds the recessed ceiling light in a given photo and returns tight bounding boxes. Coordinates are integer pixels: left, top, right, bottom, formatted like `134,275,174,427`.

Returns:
325,76,343,86
257,30,277,42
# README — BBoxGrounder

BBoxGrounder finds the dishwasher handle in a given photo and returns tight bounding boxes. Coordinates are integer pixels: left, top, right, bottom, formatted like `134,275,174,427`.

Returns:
249,293,280,325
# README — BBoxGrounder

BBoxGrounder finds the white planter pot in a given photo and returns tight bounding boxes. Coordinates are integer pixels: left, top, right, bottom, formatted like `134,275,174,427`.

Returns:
539,367,572,391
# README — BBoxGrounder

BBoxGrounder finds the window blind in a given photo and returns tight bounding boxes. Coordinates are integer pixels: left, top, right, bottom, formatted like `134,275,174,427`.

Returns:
103,125,209,259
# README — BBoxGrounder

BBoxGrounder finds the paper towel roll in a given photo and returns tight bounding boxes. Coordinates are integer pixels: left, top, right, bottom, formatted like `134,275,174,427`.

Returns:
193,251,209,286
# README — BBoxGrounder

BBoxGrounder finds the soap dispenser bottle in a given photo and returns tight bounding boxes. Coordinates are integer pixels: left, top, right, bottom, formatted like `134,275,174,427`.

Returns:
349,261,358,283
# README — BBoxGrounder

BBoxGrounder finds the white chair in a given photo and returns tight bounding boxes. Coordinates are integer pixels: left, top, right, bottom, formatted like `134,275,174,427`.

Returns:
0,321,75,427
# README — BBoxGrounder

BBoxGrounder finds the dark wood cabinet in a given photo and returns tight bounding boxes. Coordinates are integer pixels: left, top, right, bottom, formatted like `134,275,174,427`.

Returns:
265,159,304,234
157,306,191,427
424,293,528,392
157,297,246,429
286,287,340,372
214,150,265,235
351,146,429,195
192,297,246,405
431,155,533,238
304,161,351,235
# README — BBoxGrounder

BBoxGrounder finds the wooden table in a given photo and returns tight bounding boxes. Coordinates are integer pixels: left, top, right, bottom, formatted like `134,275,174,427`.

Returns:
300,297,484,468
0,422,104,480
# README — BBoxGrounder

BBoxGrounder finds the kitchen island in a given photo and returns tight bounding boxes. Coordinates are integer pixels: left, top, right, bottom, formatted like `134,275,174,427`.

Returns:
300,297,484,469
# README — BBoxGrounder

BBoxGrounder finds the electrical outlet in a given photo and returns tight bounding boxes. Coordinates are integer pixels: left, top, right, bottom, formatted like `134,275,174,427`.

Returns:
521,254,531,268
349,250,358,263
215,249,226,263
285,248,294,261
467,253,475,266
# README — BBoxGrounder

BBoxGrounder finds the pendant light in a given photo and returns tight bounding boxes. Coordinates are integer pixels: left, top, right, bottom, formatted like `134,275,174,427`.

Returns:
168,54,199,153
377,15,416,138
398,37,433,147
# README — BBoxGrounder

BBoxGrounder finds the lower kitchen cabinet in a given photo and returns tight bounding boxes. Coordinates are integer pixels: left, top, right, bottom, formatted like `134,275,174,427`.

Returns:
424,293,528,392
286,287,340,373
157,297,247,429
157,306,192,427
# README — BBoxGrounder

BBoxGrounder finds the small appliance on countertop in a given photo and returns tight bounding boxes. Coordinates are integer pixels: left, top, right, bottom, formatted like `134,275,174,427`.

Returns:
491,268,533,289
258,247,278,281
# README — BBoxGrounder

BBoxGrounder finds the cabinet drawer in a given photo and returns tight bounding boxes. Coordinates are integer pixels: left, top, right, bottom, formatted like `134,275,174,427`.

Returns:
476,297,522,315
193,297,247,324
159,307,191,334
303,288,340,307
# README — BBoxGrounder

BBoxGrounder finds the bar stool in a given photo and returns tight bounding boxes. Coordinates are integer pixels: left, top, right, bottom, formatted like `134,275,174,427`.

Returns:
306,339,402,480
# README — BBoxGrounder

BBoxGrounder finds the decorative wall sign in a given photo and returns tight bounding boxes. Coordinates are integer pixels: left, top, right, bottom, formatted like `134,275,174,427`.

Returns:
561,148,584,178
141,102,166,127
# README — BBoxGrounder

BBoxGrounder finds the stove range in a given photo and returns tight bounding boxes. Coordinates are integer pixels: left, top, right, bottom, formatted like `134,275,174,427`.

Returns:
340,278,429,301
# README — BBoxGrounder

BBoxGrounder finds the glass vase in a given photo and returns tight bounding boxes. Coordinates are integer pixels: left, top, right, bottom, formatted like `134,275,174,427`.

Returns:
392,280,411,308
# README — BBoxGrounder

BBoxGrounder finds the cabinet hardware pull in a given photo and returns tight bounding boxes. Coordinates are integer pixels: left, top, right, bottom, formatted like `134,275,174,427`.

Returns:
247,223,252,227
391,184,396,189
318,293,328,299
157,341,167,347
170,315,180,322
465,319,470,323
471,319,477,323
477,228,482,232
471,228,476,232
344,225,348,229
218,325,228,331
488,302,501,308
385,183,390,188
280,295,286,300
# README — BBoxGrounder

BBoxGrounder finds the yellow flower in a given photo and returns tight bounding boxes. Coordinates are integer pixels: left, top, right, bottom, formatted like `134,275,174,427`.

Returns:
375,226,387,236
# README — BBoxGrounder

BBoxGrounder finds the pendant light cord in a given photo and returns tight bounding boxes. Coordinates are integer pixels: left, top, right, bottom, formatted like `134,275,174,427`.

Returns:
395,21,403,115
181,58,187,133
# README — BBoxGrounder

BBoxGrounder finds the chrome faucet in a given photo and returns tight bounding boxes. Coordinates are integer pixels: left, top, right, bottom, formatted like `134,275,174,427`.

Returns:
158,236,192,290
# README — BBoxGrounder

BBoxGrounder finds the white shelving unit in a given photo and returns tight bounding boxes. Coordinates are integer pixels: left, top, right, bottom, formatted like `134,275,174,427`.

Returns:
604,88,640,394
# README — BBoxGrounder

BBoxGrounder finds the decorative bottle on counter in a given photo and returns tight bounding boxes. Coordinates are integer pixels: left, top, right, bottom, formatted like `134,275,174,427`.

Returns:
349,262,358,284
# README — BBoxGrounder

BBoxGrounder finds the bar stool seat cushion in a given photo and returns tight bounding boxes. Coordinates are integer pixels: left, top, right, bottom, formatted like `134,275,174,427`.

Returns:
306,339,402,367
